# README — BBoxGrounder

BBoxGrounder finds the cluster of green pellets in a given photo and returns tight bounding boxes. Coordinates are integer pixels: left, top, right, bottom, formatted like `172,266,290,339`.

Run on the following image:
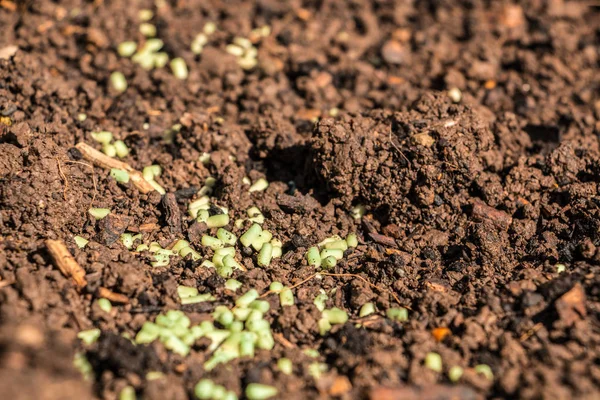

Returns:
305,233,358,269
135,310,205,356
135,290,275,369
194,379,237,400
202,292,276,370
90,131,129,158
240,223,282,267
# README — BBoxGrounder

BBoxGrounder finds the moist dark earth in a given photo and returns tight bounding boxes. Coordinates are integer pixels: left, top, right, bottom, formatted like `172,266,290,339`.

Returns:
1,0,600,399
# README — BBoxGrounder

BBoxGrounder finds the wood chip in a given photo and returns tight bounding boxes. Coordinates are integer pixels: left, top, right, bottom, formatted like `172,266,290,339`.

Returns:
46,239,87,288
162,193,182,233
555,283,586,327
0,45,18,60
75,142,155,194
98,287,130,304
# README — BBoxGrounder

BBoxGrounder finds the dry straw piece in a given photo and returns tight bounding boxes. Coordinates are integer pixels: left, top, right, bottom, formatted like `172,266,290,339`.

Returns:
46,239,87,288
76,142,155,193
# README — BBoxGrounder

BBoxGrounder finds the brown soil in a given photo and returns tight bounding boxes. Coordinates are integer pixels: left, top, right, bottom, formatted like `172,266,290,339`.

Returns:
1,0,600,399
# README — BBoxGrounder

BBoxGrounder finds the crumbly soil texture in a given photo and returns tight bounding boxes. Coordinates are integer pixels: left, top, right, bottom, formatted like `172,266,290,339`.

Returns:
1,0,600,399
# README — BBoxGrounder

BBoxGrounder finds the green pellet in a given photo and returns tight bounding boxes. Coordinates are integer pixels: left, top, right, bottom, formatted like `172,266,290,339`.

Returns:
201,260,216,269
207,214,230,228
180,246,201,261
248,178,269,193
119,386,136,400
308,362,328,380
170,57,188,80
346,233,358,248
249,300,270,314
77,113,87,121
223,255,242,271
239,332,255,357
77,328,101,345
214,306,234,327
181,293,215,305
217,264,233,278
236,289,259,308
257,242,273,267
324,240,348,251
232,307,251,321
177,285,198,299
269,281,283,293
73,352,93,380
91,130,113,144
246,309,263,322
351,204,366,220
97,298,112,313
425,352,443,372
212,386,227,400
102,143,117,157
318,317,331,336
556,264,566,273
474,364,494,380
386,307,408,322
117,41,137,57
225,279,242,291
246,383,278,400
318,235,342,247
240,224,262,248
229,320,244,333
359,302,375,317
136,244,149,252
151,51,168,68
74,235,89,249
256,330,274,350
320,249,343,260
89,208,110,220
149,180,166,195
110,168,130,183
279,287,294,306
313,291,328,312
114,140,129,158
448,366,464,382
252,230,272,250
321,256,337,269
199,152,211,164
110,71,127,93
138,9,153,21
142,165,161,180
197,209,210,223
139,23,156,37
323,307,348,324
247,206,264,224
217,228,237,245
272,246,282,258
277,358,293,375
146,371,165,381
202,235,223,250
171,239,190,253
306,247,321,267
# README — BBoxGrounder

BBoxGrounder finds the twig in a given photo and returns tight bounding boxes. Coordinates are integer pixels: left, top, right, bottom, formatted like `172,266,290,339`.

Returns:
75,142,155,194
56,158,68,200
98,287,129,304
46,239,87,288
273,332,295,349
